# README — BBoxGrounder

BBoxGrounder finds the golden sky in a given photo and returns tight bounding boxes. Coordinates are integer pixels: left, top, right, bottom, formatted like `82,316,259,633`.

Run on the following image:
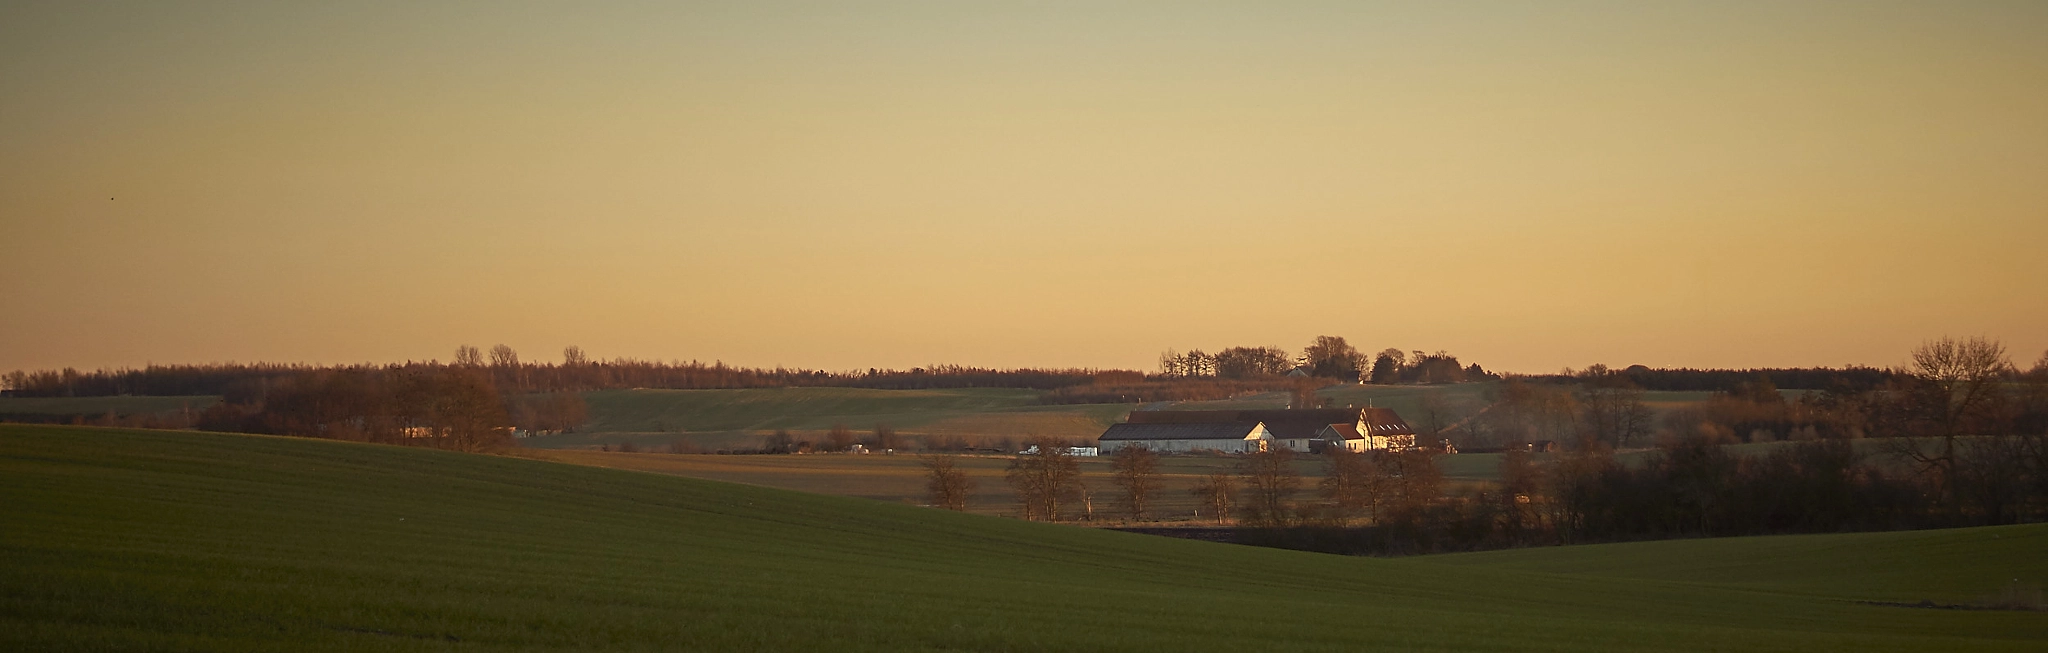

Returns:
4,2,2045,375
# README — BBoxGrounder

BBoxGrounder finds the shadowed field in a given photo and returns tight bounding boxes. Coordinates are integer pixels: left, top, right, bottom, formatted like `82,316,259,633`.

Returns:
4,424,2043,651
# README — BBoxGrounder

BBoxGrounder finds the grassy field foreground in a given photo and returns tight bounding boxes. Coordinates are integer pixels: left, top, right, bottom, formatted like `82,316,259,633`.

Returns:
2,425,2043,651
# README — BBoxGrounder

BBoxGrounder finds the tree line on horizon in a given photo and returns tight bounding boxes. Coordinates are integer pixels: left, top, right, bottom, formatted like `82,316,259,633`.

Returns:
1153,336,1499,384
0,345,1114,398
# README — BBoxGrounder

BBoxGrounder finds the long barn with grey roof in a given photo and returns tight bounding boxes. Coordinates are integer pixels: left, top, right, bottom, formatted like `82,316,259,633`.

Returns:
1102,407,1414,453
1096,421,1273,453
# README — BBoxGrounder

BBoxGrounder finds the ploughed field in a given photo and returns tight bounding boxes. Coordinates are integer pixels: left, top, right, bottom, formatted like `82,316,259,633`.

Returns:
5,425,2044,651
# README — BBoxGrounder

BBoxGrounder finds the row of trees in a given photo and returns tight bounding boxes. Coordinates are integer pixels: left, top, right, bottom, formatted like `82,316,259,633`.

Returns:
190,365,557,453
1156,336,1495,384
0,346,1118,398
180,362,606,452
759,424,905,454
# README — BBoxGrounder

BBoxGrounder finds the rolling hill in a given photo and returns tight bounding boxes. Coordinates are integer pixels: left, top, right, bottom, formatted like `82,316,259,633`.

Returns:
3,424,2042,651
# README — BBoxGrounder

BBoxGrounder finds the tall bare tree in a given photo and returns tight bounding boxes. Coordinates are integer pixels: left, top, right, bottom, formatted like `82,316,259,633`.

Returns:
1239,447,1302,525
870,424,900,451
1109,446,1161,521
922,455,974,511
1006,439,1080,521
1190,473,1237,524
453,345,484,367
489,344,519,368
1320,447,1382,523
433,368,509,453
562,345,589,366
1892,336,2012,509
1383,448,1445,517
826,423,855,452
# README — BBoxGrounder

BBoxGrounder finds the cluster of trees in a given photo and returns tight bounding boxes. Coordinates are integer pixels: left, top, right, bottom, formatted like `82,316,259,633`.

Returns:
191,365,558,453
1156,336,1494,385
1366,349,1489,384
1,346,1121,398
756,424,904,454
1157,346,1293,379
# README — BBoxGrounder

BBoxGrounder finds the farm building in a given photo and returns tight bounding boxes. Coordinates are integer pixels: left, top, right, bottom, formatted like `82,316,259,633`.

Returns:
1102,407,1415,453
1096,421,1274,453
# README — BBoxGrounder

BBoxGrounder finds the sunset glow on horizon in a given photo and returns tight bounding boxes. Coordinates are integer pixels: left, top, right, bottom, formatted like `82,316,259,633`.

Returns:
4,2,2045,375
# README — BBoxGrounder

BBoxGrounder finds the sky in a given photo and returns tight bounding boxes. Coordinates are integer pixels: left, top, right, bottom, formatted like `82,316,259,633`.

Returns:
3,1,2045,376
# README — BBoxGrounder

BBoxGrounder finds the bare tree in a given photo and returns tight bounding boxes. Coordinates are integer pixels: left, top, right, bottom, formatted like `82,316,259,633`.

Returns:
922,455,974,510
453,345,484,367
1006,439,1080,521
1109,446,1161,521
1891,336,2012,508
1911,336,2011,439
1190,473,1237,524
1495,447,1547,541
489,344,519,368
1416,391,1454,441
1580,382,1652,449
765,429,794,454
1289,381,1322,409
826,423,855,452
1239,447,1301,525
1384,448,1446,517
433,368,509,453
1158,349,1185,378
870,424,900,451
1320,447,1382,523
562,346,589,366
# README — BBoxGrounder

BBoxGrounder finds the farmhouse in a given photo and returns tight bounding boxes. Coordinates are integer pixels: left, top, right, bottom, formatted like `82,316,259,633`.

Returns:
1101,407,1415,453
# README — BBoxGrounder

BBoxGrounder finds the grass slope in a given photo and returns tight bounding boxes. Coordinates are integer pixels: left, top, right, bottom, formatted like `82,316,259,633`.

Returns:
1422,526,2048,605
3,425,2043,652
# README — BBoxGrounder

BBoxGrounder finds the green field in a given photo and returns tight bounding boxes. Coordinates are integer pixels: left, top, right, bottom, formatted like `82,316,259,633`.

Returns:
1428,527,2048,606
4,425,2043,651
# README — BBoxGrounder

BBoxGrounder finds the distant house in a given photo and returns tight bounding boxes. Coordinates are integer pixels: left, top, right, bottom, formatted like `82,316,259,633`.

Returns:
1101,407,1415,454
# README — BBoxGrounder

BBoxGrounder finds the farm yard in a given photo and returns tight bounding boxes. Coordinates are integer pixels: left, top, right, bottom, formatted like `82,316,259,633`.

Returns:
5,424,2043,652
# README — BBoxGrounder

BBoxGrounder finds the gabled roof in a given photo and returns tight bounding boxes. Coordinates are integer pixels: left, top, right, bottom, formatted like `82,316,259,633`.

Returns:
1098,421,1266,442
1318,423,1362,440
1358,408,1415,437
